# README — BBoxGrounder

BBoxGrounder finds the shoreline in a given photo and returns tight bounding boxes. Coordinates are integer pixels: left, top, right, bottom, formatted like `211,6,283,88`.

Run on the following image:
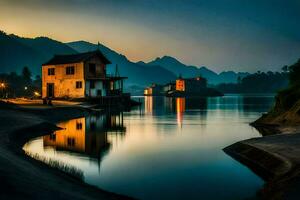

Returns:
224,122,300,199
0,101,134,200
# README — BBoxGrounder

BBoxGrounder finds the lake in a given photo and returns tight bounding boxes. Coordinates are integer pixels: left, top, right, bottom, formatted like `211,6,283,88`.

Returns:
23,95,275,200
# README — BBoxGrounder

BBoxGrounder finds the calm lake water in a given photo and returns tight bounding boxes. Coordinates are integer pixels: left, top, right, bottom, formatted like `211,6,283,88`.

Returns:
23,95,275,200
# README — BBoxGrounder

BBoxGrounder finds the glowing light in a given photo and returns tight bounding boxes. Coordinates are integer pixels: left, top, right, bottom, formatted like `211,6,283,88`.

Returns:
176,79,185,91
0,83,5,88
24,86,28,90
34,91,40,96
176,98,185,127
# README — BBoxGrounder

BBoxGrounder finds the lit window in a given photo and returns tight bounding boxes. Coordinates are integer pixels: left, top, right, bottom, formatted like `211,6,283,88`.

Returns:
48,68,55,75
66,66,75,75
76,81,82,89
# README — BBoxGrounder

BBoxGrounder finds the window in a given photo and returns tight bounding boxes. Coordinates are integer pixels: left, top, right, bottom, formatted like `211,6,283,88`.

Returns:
48,68,55,76
67,137,75,146
89,64,96,74
76,81,82,89
90,122,96,131
90,80,95,89
76,122,82,130
66,66,75,75
110,81,114,90
97,90,102,96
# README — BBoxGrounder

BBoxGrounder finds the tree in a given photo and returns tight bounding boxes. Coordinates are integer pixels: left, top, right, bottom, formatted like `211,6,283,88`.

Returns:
22,66,32,83
282,65,289,73
288,59,300,86
237,76,242,84
33,75,42,88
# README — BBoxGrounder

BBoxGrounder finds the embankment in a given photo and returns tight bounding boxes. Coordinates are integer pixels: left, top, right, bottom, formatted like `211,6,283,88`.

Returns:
225,92,300,199
0,101,133,200
253,89,300,127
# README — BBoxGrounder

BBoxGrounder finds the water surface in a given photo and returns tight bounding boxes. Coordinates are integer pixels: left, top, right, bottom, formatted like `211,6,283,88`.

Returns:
23,95,274,200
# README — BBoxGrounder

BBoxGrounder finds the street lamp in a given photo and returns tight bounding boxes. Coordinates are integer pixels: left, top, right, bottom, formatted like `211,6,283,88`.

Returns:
34,91,40,97
0,83,6,98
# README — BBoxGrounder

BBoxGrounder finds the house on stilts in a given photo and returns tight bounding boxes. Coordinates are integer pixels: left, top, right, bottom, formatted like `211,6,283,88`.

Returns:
42,50,129,106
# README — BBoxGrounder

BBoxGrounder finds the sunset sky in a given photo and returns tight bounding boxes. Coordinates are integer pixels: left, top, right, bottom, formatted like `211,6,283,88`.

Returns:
1,0,300,72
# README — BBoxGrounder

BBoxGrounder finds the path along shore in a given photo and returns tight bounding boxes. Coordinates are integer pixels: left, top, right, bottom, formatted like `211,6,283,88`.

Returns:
224,122,300,200
0,100,133,200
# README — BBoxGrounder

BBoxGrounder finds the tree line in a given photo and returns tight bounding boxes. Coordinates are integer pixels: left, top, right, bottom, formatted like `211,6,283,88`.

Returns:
0,66,41,98
276,58,300,109
215,70,289,94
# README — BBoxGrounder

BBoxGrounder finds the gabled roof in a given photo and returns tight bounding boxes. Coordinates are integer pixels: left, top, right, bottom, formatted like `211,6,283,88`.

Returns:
42,50,111,66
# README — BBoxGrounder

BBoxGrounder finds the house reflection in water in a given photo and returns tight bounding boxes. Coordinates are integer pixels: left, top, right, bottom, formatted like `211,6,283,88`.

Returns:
43,113,126,159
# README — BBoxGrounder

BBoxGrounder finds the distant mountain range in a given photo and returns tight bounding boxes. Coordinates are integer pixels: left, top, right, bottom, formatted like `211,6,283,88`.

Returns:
67,41,176,86
146,56,249,84
0,31,249,87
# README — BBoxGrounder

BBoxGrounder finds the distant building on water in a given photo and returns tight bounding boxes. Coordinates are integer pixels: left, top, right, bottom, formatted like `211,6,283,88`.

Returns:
144,84,164,96
175,76,207,92
144,75,222,97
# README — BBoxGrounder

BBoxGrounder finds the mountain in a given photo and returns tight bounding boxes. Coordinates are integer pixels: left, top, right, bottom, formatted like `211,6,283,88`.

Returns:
148,56,200,77
67,41,177,86
0,30,248,88
147,56,249,84
0,31,77,75
0,31,176,87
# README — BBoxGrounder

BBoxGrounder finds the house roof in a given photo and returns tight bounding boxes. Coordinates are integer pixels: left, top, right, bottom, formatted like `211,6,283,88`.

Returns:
86,76,127,81
42,50,111,66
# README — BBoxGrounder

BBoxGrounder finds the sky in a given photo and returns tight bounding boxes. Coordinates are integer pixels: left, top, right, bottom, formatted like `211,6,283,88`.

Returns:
0,0,300,72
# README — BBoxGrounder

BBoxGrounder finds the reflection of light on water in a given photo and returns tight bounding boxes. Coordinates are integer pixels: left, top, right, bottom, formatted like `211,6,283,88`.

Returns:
176,98,185,127
23,95,276,200
145,96,153,114
23,113,126,178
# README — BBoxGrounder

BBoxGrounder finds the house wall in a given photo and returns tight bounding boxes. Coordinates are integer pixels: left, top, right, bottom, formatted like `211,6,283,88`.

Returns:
144,87,152,96
42,62,85,98
176,79,185,91
84,56,106,79
85,80,107,97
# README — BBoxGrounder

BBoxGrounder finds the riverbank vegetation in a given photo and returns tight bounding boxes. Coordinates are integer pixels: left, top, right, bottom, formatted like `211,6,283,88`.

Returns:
215,70,288,94
276,59,300,110
0,66,41,98
253,58,300,125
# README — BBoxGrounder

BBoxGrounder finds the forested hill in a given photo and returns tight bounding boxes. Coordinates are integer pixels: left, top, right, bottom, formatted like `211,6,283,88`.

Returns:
0,31,76,74
0,31,177,86
253,59,300,125
1,30,285,89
